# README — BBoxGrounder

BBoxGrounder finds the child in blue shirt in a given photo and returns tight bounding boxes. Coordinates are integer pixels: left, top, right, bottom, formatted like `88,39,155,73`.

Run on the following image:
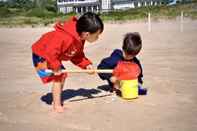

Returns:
97,32,147,95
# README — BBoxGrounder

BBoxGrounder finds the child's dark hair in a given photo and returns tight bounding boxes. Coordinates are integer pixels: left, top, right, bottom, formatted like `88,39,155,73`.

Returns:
122,32,142,56
76,12,104,35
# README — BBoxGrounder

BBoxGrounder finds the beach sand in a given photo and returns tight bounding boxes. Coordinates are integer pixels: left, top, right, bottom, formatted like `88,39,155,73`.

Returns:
0,20,197,131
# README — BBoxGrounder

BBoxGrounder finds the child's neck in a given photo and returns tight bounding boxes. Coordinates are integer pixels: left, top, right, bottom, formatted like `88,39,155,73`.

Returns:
123,58,133,61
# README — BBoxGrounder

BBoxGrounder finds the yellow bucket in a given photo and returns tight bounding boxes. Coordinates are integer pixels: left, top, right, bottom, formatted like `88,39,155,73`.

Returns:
120,79,138,99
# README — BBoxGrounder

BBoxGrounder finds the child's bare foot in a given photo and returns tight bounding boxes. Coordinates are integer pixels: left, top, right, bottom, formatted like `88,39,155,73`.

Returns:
52,102,64,113
53,105,64,113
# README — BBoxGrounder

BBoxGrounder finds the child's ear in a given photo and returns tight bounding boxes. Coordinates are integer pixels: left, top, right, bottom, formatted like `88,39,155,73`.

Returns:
81,32,89,39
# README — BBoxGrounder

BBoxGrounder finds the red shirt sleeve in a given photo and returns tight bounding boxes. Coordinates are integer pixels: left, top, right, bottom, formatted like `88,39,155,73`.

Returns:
70,51,92,69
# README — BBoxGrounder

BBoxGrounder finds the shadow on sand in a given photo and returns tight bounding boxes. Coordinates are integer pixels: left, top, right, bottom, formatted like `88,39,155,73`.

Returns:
97,84,112,92
41,87,110,105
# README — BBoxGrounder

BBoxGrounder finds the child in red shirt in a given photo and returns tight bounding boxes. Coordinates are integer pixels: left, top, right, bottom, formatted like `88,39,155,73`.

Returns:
32,12,104,113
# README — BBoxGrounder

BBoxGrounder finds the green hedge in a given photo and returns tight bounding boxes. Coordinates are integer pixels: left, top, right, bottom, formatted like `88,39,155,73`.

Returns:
26,8,57,18
0,1,197,26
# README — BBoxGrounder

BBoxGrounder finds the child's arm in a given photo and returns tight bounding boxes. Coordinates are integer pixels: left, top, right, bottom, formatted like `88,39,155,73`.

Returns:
97,49,123,80
70,51,92,69
133,57,143,84
86,64,95,74
53,69,62,76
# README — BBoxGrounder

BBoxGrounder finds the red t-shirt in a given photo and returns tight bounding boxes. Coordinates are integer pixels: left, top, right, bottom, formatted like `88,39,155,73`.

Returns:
113,61,141,80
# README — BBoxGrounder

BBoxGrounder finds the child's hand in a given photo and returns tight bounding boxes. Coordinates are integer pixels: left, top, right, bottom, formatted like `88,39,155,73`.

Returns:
110,76,120,90
53,69,62,76
110,76,118,84
86,64,95,75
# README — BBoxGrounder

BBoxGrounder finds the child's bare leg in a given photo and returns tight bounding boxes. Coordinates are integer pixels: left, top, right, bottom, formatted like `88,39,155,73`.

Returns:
52,81,64,113
60,77,66,104
61,77,65,90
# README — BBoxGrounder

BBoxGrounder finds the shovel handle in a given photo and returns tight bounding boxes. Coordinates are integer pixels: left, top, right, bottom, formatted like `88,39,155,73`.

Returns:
45,69,113,74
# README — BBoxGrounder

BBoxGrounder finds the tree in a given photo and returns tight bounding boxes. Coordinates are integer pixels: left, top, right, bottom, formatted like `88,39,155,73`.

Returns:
161,0,171,4
34,0,57,12
34,0,47,9
7,0,34,9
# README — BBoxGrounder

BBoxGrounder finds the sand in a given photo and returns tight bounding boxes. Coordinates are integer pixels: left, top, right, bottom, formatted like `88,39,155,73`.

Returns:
0,19,197,131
